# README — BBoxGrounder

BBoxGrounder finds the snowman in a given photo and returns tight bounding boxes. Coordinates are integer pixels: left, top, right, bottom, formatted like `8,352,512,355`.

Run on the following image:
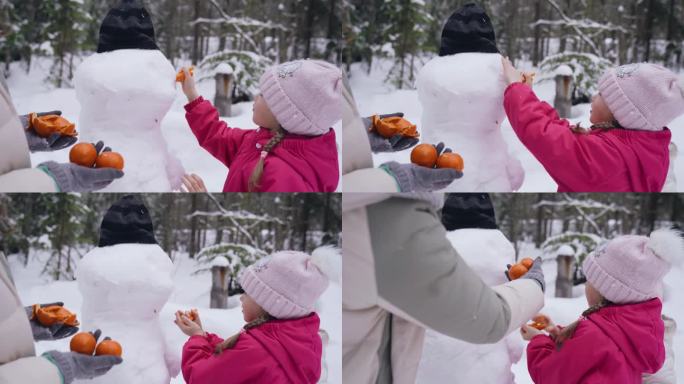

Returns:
417,3,524,192
76,195,179,384
416,194,524,384
74,0,184,192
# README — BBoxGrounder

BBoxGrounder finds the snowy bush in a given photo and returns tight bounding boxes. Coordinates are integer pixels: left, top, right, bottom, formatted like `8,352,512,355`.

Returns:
194,243,268,293
198,50,273,100
538,52,612,96
540,232,604,264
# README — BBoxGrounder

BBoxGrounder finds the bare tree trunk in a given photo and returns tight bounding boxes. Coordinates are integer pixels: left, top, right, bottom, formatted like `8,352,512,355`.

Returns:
192,0,201,64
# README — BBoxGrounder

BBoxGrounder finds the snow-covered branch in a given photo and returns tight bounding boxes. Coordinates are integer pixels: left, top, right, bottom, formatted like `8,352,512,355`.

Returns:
531,18,628,34
543,0,601,55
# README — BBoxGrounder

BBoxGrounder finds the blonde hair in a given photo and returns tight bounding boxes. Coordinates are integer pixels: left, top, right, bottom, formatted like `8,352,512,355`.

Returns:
214,313,276,354
570,120,622,134
248,126,286,191
553,298,613,348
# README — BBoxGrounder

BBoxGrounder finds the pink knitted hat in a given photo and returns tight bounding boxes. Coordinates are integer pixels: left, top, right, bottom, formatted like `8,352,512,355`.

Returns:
598,63,684,131
238,247,340,319
582,228,684,304
259,59,342,136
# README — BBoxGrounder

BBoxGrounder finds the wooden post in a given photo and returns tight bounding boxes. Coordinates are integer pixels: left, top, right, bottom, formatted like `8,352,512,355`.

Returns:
554,65,574,118
210,256,231,308
214,63,234,117
555,246,575,298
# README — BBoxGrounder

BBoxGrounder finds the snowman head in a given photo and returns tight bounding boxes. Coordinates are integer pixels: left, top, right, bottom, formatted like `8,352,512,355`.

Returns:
97,0,159,54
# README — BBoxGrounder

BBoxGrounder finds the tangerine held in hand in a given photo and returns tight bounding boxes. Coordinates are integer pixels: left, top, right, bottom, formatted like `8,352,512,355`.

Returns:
95,339,122,357
520,257,534,270
411,144,439,168
70,332,97,355
69,143,98,167
528,314,550,330
176,67,195,82
508,263,528,280
95,152,125,171
436,153,464,172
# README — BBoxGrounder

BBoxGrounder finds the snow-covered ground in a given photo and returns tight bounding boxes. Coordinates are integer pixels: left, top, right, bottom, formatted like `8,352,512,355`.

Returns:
349,59,684,192
7,250,341,384
5,57,342,192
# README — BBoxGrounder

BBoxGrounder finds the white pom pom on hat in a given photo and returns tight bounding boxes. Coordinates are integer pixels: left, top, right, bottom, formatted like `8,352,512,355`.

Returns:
647,227,684,266
310,245,341,283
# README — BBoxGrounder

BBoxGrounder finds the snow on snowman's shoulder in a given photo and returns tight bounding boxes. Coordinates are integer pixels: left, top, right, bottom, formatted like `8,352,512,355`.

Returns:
445,228,514,286
77,243,173,283
417,52,505,100
74,49,176,96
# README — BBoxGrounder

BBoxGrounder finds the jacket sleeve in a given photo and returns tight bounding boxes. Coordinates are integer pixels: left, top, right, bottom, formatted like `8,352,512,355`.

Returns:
181,332,224,380
342,168,400,192
184,97,251,168
0,356,62,384
367,197,544,344
181,333,264,383
527,324,618,383
0,168,58,192
503,83,621,188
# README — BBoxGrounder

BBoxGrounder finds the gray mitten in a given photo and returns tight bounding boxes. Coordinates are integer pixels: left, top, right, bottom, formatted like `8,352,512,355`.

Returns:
38,161,123,192
505,257,546,292
43,351,122,384
381,161,462,192
19,111,77,152
24,302,79,341
362,113,419,153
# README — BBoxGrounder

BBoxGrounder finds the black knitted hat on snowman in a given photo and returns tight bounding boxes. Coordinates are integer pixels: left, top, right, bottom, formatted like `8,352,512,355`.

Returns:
98,195,158,247
439,3,499,57
97,0,159,53
441,193,498,231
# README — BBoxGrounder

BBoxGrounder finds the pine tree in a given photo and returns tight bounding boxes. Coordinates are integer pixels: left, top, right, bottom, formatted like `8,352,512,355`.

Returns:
384,0,431,89
46,0,90,87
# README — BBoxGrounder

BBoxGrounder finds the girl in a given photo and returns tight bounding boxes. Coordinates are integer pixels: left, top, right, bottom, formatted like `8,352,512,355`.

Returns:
180,60,341,192
502,58,684,192
174,248,338,384
520,228,683,383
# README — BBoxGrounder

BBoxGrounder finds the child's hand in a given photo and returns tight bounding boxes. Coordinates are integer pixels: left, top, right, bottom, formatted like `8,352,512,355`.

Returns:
502,56,524,86
520,324,543,341
180,67,200,103
174,310,205,337
181,174,207,193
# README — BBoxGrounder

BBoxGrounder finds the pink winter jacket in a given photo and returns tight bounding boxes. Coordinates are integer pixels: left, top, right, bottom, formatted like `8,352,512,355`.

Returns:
181,313,322,384
185,97,339,192
504,83,671,192
527,298,665,384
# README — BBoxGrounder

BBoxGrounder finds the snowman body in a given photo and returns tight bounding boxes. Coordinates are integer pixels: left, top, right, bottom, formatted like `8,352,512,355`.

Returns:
417,53,524,191
76,243,179,384
74,49,184,192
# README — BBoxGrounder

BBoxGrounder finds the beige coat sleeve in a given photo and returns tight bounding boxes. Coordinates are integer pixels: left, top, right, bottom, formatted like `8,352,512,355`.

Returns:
0,253,61,384
0,168,58,192
367,197,544,343
0,76,58,192
0,356,62,384
341,71,403,192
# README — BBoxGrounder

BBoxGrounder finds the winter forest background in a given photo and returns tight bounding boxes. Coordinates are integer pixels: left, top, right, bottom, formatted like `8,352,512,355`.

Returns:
0,193,341,281
344,0,684,90
492,193,684,259
0,0,342,95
